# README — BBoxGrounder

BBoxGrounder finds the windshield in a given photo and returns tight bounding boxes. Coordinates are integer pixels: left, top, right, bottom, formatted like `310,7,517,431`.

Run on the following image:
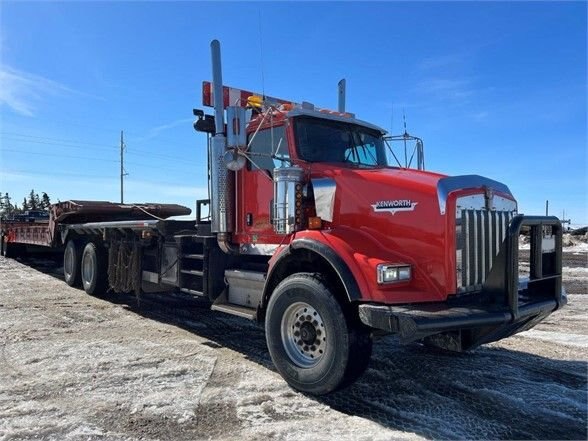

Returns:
294,117,388,167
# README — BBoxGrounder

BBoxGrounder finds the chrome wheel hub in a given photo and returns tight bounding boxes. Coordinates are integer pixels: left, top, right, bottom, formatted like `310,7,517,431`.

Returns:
281,302,326,368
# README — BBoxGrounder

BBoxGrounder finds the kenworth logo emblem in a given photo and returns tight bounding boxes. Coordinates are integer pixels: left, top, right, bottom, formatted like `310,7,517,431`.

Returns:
371,199,418,214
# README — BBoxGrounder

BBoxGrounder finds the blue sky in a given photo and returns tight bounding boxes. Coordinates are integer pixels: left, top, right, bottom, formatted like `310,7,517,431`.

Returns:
1,1,586,226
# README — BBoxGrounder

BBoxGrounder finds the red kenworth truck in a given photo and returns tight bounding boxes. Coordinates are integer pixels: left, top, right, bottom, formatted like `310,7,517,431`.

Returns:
0,40,565,395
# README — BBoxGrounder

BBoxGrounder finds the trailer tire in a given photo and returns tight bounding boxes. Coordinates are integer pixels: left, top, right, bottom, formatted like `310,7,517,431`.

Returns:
4,242,24,259
64,240,82,287
81,242,108,296
265,272,372,395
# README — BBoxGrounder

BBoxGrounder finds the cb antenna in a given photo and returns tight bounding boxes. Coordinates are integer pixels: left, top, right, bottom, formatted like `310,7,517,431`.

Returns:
258,10,266,98
390,105,394,135
403,109,408,167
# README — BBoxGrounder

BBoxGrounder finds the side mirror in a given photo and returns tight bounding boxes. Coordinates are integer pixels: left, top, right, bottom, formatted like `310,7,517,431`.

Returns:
226,106,247,149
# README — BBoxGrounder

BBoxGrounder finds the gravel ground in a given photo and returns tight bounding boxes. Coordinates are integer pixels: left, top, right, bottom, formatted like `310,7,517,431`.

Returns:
0,253,586,441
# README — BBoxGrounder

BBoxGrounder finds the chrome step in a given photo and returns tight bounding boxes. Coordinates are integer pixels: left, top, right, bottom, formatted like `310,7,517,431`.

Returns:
182,254,204,260
211,303,257,320
181,269,204,276
180,287,205,296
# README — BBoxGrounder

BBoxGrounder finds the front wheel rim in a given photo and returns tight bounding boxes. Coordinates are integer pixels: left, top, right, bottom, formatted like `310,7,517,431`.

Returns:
280,302,327,368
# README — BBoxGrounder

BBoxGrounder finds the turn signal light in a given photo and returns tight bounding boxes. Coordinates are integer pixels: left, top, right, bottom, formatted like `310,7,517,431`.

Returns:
308,216,322,230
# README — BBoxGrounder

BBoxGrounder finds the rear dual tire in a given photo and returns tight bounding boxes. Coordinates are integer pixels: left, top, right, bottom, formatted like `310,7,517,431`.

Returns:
265,273,372,395
64,240,82,287
80,242,108,296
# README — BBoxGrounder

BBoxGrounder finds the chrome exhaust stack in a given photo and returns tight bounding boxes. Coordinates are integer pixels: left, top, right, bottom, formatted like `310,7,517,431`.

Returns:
337,79,346,113
210,40,237,253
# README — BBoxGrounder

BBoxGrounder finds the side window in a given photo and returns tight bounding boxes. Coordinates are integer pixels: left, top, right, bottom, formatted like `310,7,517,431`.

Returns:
247,125,289,171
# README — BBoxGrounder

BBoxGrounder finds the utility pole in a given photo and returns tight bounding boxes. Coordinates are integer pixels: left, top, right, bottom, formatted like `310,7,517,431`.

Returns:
120,130,127,203
561,209,571,230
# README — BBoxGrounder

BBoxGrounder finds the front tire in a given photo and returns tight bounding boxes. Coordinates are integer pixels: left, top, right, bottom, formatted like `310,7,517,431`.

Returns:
265,273,372,395
81,242,108,296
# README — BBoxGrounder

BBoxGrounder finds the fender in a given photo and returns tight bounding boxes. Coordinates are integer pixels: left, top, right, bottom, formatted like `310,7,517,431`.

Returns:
291,237,362,301
261,236,363,314
262,227,446,308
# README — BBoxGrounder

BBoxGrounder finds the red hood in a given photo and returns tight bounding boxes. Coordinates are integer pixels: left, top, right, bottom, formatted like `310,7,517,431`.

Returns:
334,166,446,193
309,164,452,302
313,166,448,218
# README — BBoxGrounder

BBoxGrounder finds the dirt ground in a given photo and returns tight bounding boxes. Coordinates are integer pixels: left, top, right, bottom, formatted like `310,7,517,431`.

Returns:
0,251,586,441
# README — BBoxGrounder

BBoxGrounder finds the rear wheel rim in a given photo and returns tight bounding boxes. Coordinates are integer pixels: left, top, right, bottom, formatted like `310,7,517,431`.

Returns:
64,246,74,279
82,251,95,286
281,301,326,368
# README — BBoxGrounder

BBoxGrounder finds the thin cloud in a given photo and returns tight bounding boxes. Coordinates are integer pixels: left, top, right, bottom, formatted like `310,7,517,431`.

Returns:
0,66,86,117
416,78,474,101
418,53,466,70
139,118,194,142
471,111,489,121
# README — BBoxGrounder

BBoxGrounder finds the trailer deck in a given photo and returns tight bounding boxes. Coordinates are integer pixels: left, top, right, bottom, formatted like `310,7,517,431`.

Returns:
1,200,192,250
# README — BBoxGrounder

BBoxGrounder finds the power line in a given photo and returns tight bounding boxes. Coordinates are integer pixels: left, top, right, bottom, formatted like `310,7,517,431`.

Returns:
3,149,206,176
2,168,117,179
125,160,205,171
1,148,119,163
2,132,202,163
1,136,118,151
2,168,207,190
1,147,205,172
2,136,201,163
3,116,198,147
125,147,200,162
0,132,119,149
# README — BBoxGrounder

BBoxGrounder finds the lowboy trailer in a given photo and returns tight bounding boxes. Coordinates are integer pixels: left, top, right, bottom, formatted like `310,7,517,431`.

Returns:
0,40,565,395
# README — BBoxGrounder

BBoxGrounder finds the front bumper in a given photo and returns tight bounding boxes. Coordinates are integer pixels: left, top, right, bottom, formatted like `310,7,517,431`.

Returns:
359,290,566,351
359,215,566,351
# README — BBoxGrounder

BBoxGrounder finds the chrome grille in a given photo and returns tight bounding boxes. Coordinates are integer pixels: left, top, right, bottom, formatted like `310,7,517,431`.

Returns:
455,194,517,293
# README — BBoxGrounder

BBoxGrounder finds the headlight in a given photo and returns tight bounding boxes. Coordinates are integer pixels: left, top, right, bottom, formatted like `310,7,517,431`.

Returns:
377,264,411,284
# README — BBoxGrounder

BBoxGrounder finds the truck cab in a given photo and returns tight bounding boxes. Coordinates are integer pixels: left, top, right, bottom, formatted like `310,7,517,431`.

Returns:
191,40,565,394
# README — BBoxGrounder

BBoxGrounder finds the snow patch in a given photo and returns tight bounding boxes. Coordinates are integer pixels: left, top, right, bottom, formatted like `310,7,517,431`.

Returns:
519,329,588,348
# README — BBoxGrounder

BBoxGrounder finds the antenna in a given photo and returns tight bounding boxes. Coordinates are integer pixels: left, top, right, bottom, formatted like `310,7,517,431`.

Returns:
120,130,128,203
258,10,266,98
390,105,394,134
403,109,408,167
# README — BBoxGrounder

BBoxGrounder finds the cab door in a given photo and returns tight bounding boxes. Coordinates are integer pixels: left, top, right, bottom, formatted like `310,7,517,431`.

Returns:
235,124,290,243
